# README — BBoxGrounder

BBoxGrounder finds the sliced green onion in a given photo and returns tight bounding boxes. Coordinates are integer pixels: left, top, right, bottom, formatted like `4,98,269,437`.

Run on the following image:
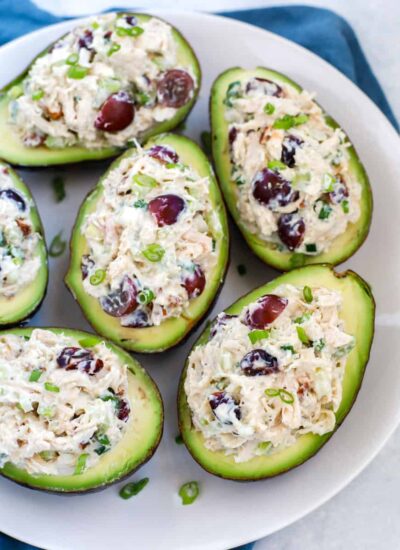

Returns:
101,78,121,94
273,113,309,130
258,441,272,451
29,369,43,382
292,172,311,187
100,393,120,406
248,329,270,344
133,173,157,188
303,286,313,303
265,388,280,397
12,256,23,266
74,453,89,475
94,446,109,456
40,406,55,418
45,382,60,393
200,131,212,156
96,433,110,446
78,336,99,348
318,202,332,220
52,176,66,203
224,80,241,107
66,53,79,66
179,481,199,505
133,199,147,208
90,269,106,286
107,42,121,56
267,160,287,171
39,450,57,461
137,288,155,305
264,102,275,115
119,477,149,499
279,389,294,404
294,312,311,324
280,344,295,353
293,113,309,126
341,199,350,214
116,26,144,37
305,243,317,253
323,173,336,192
67,65,89,79
296,326,311,346
91,21,100,29
7,84,23,99
175,434,184,445
135,91,150,105
49,231,66,257
237,264,246,276
313,338,325,352
142,243,165,262
235,176,246,186
32,89,44,101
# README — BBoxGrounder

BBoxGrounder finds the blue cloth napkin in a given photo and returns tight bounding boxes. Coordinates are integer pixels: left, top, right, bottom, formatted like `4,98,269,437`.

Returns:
0,1,397,550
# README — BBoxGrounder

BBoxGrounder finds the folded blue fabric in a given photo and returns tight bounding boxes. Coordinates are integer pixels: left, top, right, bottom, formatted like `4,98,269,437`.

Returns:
0,1,397,550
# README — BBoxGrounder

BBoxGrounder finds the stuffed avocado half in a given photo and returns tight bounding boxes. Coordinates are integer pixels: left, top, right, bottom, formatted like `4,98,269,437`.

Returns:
65,133,229,353
0,162,47,326
178,264,375,480
210,67,373,271
0,13,201,167
0,327,163,493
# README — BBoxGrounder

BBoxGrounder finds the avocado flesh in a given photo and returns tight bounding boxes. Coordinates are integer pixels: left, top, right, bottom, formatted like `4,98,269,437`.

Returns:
210,67,373,271
178,264,375,480
0,327,163,493
0,163,47,326
65,133,229,353
0,13,201,167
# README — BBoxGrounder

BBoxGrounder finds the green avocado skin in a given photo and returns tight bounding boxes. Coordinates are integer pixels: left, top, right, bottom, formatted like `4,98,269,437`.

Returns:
0,162,48,327
0,327,164,494
65,133,229,354
210,67,373,271
0,13,201,167
178,264,375,481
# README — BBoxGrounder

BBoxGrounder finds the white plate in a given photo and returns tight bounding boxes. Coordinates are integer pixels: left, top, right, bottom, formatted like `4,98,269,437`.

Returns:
1,10,400,550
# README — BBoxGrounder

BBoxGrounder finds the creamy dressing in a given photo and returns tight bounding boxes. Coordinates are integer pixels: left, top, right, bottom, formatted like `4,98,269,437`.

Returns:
0,329,130,476
0,166,41,298
8,14,196,149
225,77,361,255
185,284,355,463
81,143,219,327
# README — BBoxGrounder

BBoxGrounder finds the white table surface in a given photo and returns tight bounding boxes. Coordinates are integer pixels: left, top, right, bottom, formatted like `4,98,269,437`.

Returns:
25,1,400,548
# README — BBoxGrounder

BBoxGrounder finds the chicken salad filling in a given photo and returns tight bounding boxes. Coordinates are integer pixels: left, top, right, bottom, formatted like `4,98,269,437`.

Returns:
185,284,355,462
0,329,131,476
0,166,41,298
225,76,361,255
81,144,219,327
7,14,196,150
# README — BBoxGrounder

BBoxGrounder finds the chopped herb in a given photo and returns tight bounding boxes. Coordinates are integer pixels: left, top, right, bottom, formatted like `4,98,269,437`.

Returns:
175,435,184,445
323,173,336,192
237,264,247,276
224,81,241,107
200,131,212,156
248,329,270,344
235,176,246,186
100,393,120,406
137,288,155,305
341,200,350,214
318,202,332,220
273,113,309,130
66,53,79,66
49,232,66,257
94,446,109,456
119,477,149,499
74,453,89,475
134,199,147,209
267,159,287,171
107,42,121,56
263,102,275,115
133,173,157,188
179,481,199,505
78,336,99,348
142,243,165,262
90,269,106,286
67,65,89,79
303,286,313,303
313,339,325,352
52,176,66,203
116,26,144,37
29,369,43,382
44,382,60,393
281,344,295,353
32,89,44,101
296,326,311,346
294,312,311,324
305,243,317,254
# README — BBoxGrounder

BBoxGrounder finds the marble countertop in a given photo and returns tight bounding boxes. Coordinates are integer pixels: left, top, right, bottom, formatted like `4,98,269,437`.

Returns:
31,1,400,548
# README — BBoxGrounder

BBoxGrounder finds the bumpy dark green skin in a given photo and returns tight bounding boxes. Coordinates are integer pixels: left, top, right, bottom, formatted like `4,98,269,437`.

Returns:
65,133,229,353
0,13,201,167
0,327,164,494
178,264,375,481
0,162,48,327
210,67,373,271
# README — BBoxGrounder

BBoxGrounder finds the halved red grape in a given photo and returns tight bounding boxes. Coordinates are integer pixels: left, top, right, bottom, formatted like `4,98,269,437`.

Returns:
281,134,303,168
157,69,194,108
100,276,138,317
94,91,135,132
78,29,93,49
122,309,153,328
181,264,206,299
117,398,130,421
210,313,237,338
228,127,237,145
329,180,349,204
0,189,26,211
148,194,185,226
244,294,288,329
209,391,241,422
148,145,179,164
277,213,305,250
245,77,283,97
124,15,138,26
240,349,278,376
57,347,104,376
252,168,299,209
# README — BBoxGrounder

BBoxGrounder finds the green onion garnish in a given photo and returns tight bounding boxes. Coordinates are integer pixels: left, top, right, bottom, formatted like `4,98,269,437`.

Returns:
67,65,89,79
200,131,212,156
341,200,350,214
248,329,271,344
116,26,144,37
40,406,54,418
296,326,311,346
142,243,165,262
273,113,309,130
135,91,150,105
32,89,44,101
267,160,287,171
29,369,43,382
237,264,247,276
279,389,294,404
74,453,89,475
107,42,121,56
137,288,155,305
45,382,60,393
49,231,66,257
133,199,147,208
179,481,199,505
265,388,280,397
39,450,57,461
294,312,311,324
323,173,336,192
264,102,275,115
280,344,295,353
258,441,272,451
175,435,184,445
318,202,332,220
303,286,313,303
90,269,106,286
133,173,157,188
66,53,79,66
305,243,317,253
313,339,325,352
223,81,241,107
119,477,149,499
52,176,66,203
